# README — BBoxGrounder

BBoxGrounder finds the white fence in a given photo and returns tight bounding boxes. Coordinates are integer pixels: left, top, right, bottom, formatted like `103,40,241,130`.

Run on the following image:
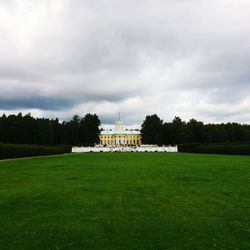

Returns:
72,145,178,153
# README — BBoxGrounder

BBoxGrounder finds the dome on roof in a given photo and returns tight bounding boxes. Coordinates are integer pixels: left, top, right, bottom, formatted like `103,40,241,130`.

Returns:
115,120,124,130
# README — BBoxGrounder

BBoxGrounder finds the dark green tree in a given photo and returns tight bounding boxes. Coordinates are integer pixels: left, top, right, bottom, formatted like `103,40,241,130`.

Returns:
162,122,174,145
171,116,186,144
141,114,163,145
186,119,204,143
80,113,101,145
68,115,81,145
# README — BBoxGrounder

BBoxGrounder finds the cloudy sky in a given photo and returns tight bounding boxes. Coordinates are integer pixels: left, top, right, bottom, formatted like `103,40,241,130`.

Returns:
1,0,250,127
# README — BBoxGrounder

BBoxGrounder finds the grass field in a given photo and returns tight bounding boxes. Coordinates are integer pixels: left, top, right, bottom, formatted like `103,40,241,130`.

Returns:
0,153,249,250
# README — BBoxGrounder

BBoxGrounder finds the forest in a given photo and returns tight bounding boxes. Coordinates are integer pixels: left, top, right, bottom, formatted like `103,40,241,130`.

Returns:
141,114,250,145
0,113,100,146
1,113,250,146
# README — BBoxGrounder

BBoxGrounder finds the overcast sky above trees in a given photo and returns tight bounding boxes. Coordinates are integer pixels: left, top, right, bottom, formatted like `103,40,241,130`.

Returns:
0,0,250,127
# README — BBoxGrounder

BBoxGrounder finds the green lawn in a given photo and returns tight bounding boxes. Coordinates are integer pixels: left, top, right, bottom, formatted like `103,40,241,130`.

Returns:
0,153,249,250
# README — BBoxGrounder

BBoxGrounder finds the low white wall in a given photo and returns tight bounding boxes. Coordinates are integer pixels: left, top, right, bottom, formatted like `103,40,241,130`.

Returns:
72,145,178,153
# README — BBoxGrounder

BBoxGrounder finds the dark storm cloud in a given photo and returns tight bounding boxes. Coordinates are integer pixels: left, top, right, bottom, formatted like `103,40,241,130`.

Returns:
0,91,133,110
0,0,250,124
0,97,76,110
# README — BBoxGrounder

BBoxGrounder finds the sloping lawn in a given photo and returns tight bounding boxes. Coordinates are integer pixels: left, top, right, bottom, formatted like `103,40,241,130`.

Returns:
0,153,249,249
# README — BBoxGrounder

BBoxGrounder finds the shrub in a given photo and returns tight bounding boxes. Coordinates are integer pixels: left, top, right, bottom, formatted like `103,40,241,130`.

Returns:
178,143,200,153
178,142,250,155
0,144,72,160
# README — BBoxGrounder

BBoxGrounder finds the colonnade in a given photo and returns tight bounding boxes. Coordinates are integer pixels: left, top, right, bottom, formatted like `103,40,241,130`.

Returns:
100,135,141,146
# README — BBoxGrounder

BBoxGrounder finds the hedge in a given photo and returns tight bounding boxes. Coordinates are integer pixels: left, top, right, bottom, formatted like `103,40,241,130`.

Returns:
0,144,72,160
178,142,250,155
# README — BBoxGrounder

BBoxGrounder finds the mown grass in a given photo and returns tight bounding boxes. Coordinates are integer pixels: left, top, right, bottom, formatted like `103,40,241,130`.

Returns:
0,153,249,250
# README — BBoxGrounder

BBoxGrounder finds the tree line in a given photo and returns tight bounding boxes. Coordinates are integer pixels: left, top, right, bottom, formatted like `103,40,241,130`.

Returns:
0,113,100,146
141,114,250,145
1,112,250,146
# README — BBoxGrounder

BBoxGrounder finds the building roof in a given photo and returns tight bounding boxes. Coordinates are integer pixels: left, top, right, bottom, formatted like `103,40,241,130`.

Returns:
100,130,141,135
115,121,123,124
100,120,141,135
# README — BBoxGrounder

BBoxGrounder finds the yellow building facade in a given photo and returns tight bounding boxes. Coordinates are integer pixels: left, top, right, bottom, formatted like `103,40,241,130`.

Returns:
99,121,142,146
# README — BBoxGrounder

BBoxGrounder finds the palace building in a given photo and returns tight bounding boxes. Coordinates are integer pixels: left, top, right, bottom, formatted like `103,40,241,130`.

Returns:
99,120,142,146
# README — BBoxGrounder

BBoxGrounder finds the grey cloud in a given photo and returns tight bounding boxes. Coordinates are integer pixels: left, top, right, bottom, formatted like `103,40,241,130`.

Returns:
0,91,134,110
0,97,77,110
0,0,250,125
